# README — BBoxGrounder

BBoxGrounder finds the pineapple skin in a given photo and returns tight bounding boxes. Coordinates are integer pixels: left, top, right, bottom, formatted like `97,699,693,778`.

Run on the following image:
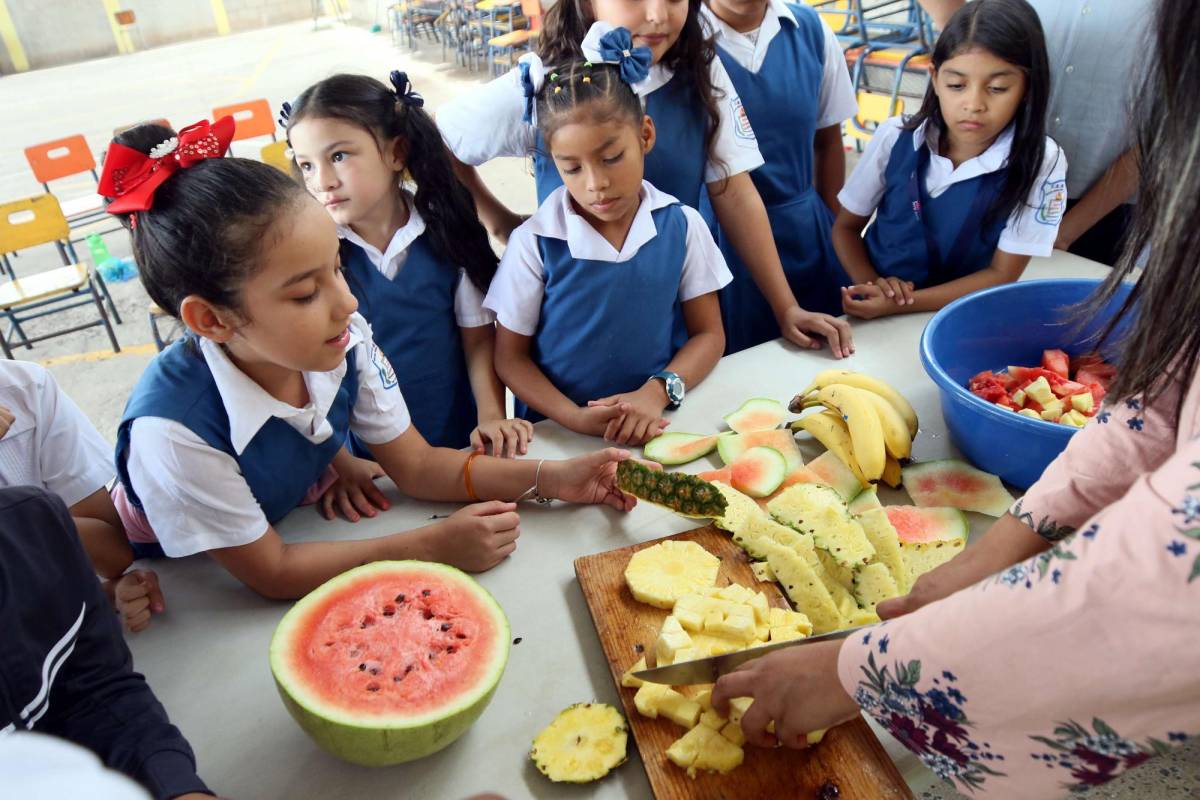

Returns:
530,702,629,783
616,461,728,517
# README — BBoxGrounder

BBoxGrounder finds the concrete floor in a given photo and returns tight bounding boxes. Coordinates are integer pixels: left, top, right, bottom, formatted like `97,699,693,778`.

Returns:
0,17,537,441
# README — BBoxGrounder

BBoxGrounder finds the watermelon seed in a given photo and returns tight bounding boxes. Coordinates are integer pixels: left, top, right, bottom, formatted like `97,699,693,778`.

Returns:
634,643,645,653
395,593,406,603
324,641,334,647
513,637,523,645
393,675,403,683
358,663,366,671
405,664,415,674
421,589,431,597
382,605,395,617
446,646,457,654
455,632,467,639
366,683,380,692
440,623,451,631
423,609,434,620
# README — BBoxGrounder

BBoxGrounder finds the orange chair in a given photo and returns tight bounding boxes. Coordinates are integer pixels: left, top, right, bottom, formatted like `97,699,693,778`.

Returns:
212,99,277,143
22,135,108,226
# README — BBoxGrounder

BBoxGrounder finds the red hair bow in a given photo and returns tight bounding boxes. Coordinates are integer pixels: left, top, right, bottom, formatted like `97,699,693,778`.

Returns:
100,116,236,214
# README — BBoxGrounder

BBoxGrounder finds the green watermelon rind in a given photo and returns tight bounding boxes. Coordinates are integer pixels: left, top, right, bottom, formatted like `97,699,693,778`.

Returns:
269,561,510,767
900,459,1015,517
643,432,718,466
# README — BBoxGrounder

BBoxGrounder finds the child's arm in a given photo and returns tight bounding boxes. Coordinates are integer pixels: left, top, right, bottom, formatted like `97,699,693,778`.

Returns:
450,157,524,244
319,446,389,522
493,325,627,437
842,250,1029,319
461,322,533,457
1055,148,1137,252
813,124,847,214
69,487,133,579
592,293,726,445
832,208,917,311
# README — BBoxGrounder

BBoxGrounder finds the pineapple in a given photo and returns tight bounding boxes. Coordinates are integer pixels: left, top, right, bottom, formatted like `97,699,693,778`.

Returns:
713,482,762,535
857,508,910,593
616,461,727,517
750,561,775,582
633,683,700,727
727,696,754,725
689,632,743,657
901,538,966,588
763,542,844,634
624,540,720,609
721,721,746,747
655,616,694,666
806,729,828,746
620,656,647,688
852,562,900,610
666,724,744,777
699,709,726,730
530,703,628,783
769,626,807,643
768,484,876,568
634,683,674,718
704,604,757,643
845,607,881,627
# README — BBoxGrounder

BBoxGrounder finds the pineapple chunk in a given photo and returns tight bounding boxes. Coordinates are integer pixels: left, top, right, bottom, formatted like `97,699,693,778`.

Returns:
768,484,876,568
769,626,806,642
749,514,817,561
1025,376,1054,405
705,605,757,643
655,616,694,666
1017,408,1042,419
857,508,910,593
634,683,700,728
689,687,713,710
727,697,753,725
699,709,726,730
763,542,844,634
767,607,813,634
1040,399,1064,421
815,549,859,612
720,721,746,746
1061,409,1088,427
531,702,628,783
836,593,860,621
620,656,647,688
710,584,753,603
747,591,770,626
713,481,763,536
671,647,702,665
689,633,743,657
807,729,828,746
671,596,707,632
750,561,775,582
901,538,967,588
666,725,743,777
634,683,675,718
1011,388,1027,407
1071,392,1094,413
852,562,900,610
625,540,720,609
845,608,881,627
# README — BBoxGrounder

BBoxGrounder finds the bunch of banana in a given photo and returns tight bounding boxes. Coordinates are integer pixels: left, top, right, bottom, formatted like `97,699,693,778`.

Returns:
788,371,918,488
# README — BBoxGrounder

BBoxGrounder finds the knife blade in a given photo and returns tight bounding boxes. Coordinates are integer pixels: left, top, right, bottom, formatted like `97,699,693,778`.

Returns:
632,624,875,686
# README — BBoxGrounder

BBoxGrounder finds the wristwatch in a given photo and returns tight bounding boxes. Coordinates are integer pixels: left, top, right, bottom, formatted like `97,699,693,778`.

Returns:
652,370,685,409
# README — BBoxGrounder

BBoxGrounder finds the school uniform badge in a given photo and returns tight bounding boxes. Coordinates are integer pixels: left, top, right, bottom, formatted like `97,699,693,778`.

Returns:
1036,177,1066,226
730,97,756,144
370,343,399,389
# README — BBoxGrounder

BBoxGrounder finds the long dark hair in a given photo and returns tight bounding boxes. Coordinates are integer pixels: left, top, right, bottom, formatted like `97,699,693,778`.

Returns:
1080,0,1198,421
285,73,498,293
905,0,1052,228
107,123,308,318
536,61,644,144
538,0,725,185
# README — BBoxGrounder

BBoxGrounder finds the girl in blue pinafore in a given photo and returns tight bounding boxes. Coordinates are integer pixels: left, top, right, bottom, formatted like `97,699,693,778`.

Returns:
286,71,532,458
486,57,732,447
98,119,640,606
833,0,1066,320
702,0,859,350
439,8,854,359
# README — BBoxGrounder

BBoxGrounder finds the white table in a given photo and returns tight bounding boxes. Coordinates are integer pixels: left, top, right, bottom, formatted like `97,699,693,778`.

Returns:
127,252,1109,799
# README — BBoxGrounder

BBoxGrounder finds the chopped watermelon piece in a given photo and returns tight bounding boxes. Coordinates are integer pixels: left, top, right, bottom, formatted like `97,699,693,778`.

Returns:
1076,368,1113,394
1041,349,1070,379
901,460,1015,517
1050,379,1087,398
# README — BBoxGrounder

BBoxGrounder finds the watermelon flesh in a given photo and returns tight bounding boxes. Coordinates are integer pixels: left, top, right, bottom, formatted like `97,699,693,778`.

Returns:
885,505,968,544
728,446,788,498
643,433,718,466
722,398,787,434
716,429,803,474
901,460,1015,517
270,562,509,766
969,350,1117,426
783,451,862,503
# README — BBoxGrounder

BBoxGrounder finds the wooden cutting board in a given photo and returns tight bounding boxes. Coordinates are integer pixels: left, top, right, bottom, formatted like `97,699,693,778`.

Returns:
575,524,913,800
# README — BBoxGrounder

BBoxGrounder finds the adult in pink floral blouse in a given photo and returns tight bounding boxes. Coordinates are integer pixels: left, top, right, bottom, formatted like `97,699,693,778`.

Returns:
713,0,1200,796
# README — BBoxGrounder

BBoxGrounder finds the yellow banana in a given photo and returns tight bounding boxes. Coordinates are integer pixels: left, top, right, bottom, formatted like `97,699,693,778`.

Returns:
882,455,902,488
793,370,918,438
791,410,869,487
860,390,912,460
814,384,886,482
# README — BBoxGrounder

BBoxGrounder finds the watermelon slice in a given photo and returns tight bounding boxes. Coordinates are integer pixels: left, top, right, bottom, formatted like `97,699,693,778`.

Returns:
728,446,788,498
697,466,732,484
847,486,882,515
722,398,787,434
270,561,509,766
901,460,1015,517
884,505,969,544
787,451,862,503
716,429,803,474
643,433,719,466
1041,349,1070,379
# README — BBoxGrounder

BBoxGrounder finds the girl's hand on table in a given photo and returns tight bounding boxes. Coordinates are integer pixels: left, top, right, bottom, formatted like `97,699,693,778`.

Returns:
319,455,390,522
430,501,521,572
570,402,628,438
876,275,916,306
543,448,638,512
842,283,902,320
590,385,670,445
471,417,534,458
778,305,855,358
711,639,859,749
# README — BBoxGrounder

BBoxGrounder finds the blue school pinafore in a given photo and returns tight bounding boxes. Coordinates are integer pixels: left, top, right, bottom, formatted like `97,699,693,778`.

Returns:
517,203,690,421
115,337,359,525
713,3,847,352
341,237,477,449
864,127,1007,287
533,71,707,208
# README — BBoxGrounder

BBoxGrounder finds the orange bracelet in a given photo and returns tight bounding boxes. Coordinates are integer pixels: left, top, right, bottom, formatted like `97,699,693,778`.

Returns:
463,452,482,502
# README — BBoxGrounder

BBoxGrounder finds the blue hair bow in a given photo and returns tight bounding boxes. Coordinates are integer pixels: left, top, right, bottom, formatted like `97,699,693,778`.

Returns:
596,27,652,85
519,60,536,124
277,101,292,129
389,70,425,108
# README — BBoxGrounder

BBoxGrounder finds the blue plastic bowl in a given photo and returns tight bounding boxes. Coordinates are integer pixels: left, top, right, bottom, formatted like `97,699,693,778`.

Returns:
920,279,1133,489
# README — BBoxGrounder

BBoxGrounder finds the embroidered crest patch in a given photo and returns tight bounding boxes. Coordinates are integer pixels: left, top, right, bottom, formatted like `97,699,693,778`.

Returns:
1035,177,1066,226
730,96,756,143
370,342,398,390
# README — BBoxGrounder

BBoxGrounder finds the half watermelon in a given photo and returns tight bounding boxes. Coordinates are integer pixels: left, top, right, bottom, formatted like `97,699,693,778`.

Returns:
270,561,510,766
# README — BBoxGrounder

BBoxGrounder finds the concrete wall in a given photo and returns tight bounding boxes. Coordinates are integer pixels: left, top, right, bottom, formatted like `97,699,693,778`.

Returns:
0,0,316,73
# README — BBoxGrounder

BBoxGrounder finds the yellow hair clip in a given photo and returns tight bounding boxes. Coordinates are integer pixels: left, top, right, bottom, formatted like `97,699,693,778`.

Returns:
554,85,563,94
582,76,591,83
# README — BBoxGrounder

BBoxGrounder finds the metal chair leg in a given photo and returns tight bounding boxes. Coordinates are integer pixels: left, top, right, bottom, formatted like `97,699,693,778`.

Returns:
5,308,32,350
92,269,122,324
88,278,120,352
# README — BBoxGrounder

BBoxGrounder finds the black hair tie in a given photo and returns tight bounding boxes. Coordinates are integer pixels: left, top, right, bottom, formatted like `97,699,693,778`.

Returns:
277,101,292,129
389,70,425,108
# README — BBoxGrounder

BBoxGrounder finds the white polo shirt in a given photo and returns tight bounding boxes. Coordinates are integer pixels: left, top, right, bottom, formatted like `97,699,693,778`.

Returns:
484,181,733,335
125,313,411,557
437,58,765,185
0,361,113,508
838,117,1069,257
700,0,858,130
337,191,495,328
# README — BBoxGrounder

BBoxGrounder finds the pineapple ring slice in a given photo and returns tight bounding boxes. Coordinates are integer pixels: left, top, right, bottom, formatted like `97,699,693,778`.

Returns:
624,540,721,609
531,703,629,783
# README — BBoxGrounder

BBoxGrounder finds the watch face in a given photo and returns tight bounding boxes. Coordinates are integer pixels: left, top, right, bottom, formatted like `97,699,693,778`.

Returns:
667,375,684,403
